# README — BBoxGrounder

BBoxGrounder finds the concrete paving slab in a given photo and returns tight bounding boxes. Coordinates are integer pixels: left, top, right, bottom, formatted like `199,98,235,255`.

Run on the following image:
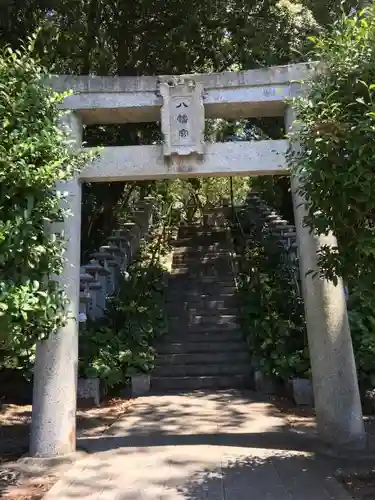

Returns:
43,391,352,500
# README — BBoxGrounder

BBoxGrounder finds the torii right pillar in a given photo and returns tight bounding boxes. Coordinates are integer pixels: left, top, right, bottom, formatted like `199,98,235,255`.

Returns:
286,106,366,451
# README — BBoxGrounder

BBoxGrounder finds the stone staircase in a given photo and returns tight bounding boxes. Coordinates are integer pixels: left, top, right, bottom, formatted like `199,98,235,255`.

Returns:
151,222,251,392
79,198,154,322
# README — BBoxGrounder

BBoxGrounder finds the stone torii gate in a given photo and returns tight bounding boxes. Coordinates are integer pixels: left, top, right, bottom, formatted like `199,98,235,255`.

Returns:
30,63,366,457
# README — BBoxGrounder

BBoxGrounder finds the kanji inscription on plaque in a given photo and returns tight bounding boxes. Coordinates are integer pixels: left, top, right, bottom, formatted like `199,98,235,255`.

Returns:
158,76,205,157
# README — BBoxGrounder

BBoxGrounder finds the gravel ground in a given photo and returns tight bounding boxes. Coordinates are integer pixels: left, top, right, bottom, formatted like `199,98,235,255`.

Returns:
0,397,134,500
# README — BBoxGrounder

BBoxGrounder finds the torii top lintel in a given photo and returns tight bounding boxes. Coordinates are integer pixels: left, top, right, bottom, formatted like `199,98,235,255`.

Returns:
51,62,316,126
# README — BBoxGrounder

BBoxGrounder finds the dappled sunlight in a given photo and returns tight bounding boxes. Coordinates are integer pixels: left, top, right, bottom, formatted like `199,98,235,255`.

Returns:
41,391,348,498
44,441,346,499
77,391,321,456
179,452,344,500
100,391,286,438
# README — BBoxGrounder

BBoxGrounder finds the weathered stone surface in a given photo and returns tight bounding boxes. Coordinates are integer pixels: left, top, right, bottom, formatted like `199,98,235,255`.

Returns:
80,140,288,182
30,63,366,463
287,106,366,450
290,378,314,406
77,378,100,407
30,112,82,457
363,389,375,414
43,391,352,500
131,374,151,397
152,222,250,393
51,62,315,124
254,371,280,395
159,75,205,157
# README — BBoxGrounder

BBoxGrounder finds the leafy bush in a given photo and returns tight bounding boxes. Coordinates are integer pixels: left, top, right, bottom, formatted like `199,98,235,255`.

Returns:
288,6,375,390
289,5,375,288
79,226,170,388
289,6,375,287
153,177,249,227
235,207,309,380
348,291,375,390
0,36,91,364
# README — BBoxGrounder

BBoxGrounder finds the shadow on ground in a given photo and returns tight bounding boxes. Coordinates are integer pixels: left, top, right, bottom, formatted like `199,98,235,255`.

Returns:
41,390,362,499
78,390,318,454
47,445,350,499
177,453,349,500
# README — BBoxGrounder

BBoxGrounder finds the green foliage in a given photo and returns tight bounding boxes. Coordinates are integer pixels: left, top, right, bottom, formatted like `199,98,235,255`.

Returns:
288,5,375,287
0,0,327,75
81,181,143,261
235,207,309,380
79,225,170,388
348,291,375,390
252,176,295,224
162,177,249,226
0,37,92,358
288,6,375,389
0,0,358,288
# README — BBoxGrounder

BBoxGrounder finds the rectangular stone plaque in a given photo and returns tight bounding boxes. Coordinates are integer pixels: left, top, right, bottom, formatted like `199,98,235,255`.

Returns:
158,76,205,157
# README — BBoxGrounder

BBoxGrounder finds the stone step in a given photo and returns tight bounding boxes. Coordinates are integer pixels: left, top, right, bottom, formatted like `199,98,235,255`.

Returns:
162,330,244,343
170,270,234,283
170,275,233,283
172,246,230,253
177,225,227,232
168,280,236,290
165,297,240,318
178,226,227,233
167,291,237,300
169,269,233,277
172,260,230,268
172,246,231,254
166,305,238,316
171,258,230,267
168,320,241,338
173,250,229,258
167,296,237,305
168,276,235,285
166,294,236,305
168,322,239,335
171,254,232,261
172,257,230,266
153,362,250,378
168,314,238,326
174,231,228,240
167,288,237,297
171,255,231,263
177,232,228,240
156,351,249,366
170,270,230,279
170,275,232,283
151,374,252,392
156,340,246,354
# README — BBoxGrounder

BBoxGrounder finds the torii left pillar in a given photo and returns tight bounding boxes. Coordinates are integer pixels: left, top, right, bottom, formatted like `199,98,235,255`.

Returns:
30,112,82,457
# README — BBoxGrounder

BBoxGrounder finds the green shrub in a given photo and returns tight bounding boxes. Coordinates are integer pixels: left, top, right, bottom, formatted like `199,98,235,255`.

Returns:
235,208,309,380
348,291,375,390
0,36,92,366
79,227,170,388
289,6,375,287
288,6,375,389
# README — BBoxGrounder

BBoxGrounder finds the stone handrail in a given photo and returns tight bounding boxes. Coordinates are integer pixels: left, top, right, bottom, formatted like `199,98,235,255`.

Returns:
229,193,300,297
245,193,300,294
78,196,154,322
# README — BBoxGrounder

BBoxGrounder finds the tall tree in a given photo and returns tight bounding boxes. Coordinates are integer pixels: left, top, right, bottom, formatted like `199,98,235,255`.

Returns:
0,0,358,254
1,0,357,76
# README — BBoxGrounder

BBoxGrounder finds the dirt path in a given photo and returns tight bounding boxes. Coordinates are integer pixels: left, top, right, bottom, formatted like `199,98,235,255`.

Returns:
0,398,133,500
41,391,352,500
2,394,375,499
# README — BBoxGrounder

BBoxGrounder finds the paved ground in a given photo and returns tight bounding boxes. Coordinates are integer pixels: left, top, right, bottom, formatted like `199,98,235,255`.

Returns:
44,391,351,500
